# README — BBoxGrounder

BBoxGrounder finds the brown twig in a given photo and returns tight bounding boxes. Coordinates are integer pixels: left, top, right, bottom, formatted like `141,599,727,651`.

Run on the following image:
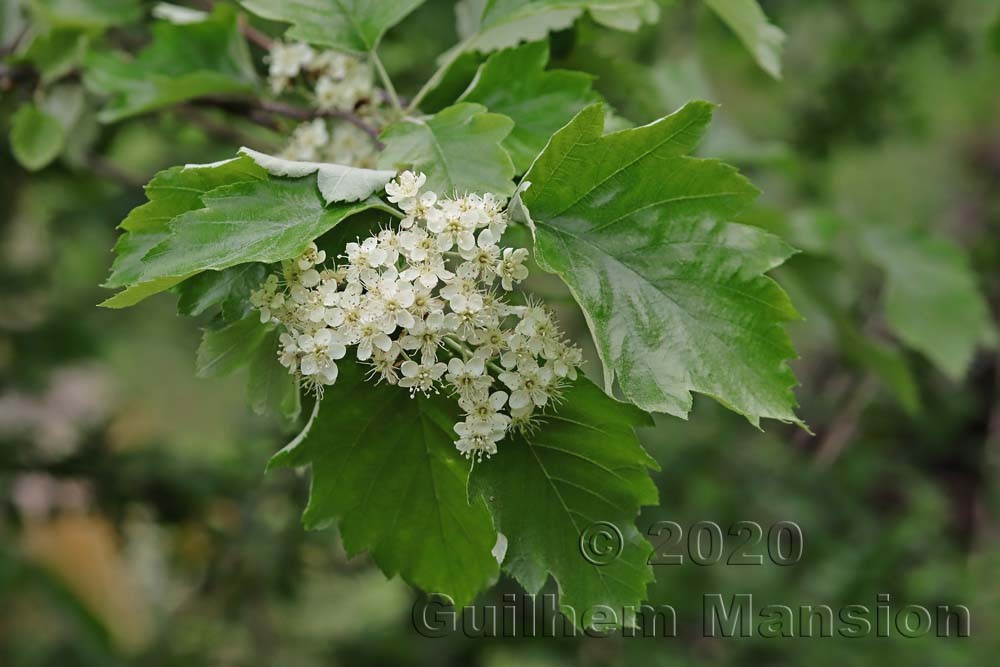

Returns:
238,14,273,51
0,62,40,93
0,25,29,57
187,0,272,50
178,105,278,151
88,156,144,189
812,376,878,468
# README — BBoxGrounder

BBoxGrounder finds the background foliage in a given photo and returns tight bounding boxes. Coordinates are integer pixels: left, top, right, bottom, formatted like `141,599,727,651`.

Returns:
2,0,999,664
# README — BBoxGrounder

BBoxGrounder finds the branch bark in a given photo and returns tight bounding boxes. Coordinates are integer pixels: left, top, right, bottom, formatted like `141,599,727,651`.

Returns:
194,97,385,148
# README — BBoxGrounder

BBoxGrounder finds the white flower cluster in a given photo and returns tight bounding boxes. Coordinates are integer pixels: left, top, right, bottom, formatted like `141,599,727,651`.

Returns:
280,118,379,168
267,41,373,105
267,41,381,167
249,172,583,461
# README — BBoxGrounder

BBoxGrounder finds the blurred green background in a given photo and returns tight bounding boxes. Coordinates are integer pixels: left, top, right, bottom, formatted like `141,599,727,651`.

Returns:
1,0,998,664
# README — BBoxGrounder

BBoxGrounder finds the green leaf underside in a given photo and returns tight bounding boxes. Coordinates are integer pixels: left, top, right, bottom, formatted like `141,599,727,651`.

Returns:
197,315,272,378
10,104,65,171
703,0,785,79
863,227,991,381
84,5,256,122
176,263,268,321
238,147,397,204
458,41,599,174
378,103,516,197
249,328,301,422
518,102,801,426
239,0,425,52
269,363,499,606
471,377,658,624
196,315,301,422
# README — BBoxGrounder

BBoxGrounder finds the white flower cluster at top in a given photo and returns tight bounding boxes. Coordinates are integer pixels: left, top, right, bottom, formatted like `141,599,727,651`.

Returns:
267,40,373,104
280,119,379,168
267,41,380,167
249,172,584,461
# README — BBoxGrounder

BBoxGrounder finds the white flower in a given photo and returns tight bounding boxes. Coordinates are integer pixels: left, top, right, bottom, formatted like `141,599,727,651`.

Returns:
355,321,393,361
315,75,348,110
385,171,426,209
550,344,582,380
451,292,489,339
458,390,510,432
499,363,553,410
427,206,476,252
325,123,378,169
459,229,501,280
309,50,350,78
401,191,438,229
297,242,326,270
368,342,402,384
376,228,402,265
372,272,416,331
281,119,329,161
297,328,346,385
500,333,534,370
398,360,447,396
344,237,387,282
268,41,314,81
398,226,432,262
400,257,454,289
468,325,507,358
496,247,529,291
277,332,299,370
445,356,491,399
454,419,503,461
439,275,479,306
400,311,452,363
409,285,445,318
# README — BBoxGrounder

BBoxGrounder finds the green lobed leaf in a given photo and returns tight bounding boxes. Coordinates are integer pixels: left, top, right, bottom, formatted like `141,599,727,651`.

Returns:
454,0,655,55
268,362,500,606
10,104,65,171
84,5,257,122
470,377,658,626
846,332,919,415
378,103,516,197
139,182,389,285
589,0,659,32
516,102,802,426
29,0,141,29
102,155,267,308
703,0,786,79
102,154,394,308
239,0,425,53
416,50,485,114
777,254,920,415
991,13,1000,55
458,41,599,174
18,28,90,84
863,226,992,381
